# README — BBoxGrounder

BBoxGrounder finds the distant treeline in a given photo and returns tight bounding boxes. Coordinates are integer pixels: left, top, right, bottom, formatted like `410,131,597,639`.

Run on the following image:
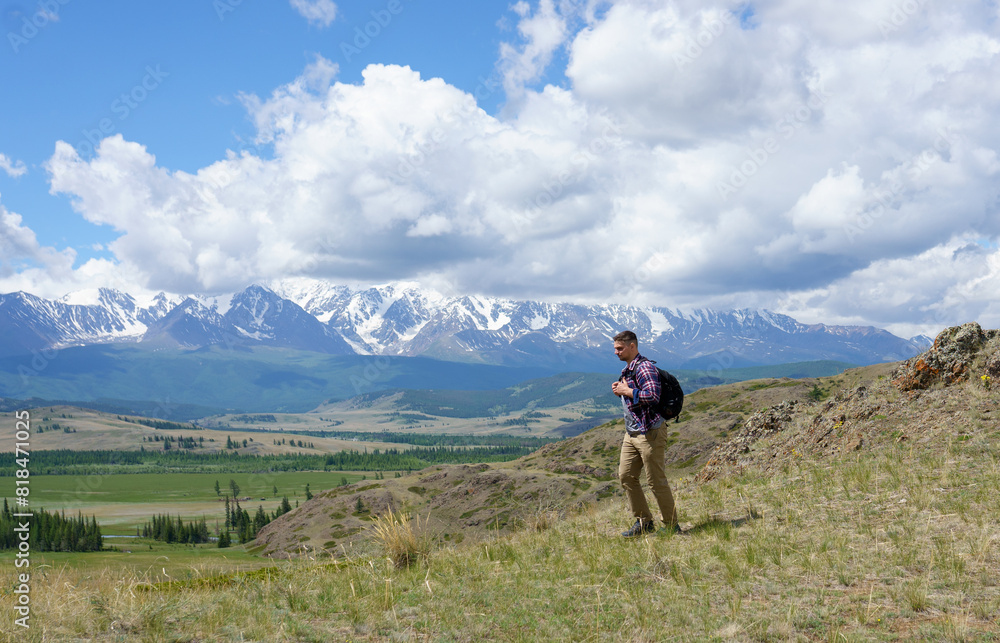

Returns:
253,430,560,448
119,415,201,431
0,449,146,474
320,445,538,471
0,444,548,475
232,414,277,423
0,499,103,552
149,434,205,449
142,514,211,544
139,497,294,547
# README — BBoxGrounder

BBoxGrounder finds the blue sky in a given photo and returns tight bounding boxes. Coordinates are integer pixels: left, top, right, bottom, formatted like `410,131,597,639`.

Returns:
1,0,999,338
1,0,517,256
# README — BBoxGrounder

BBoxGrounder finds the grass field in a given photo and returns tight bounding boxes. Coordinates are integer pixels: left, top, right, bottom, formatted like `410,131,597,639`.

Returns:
3,344,995,639
0,539,277,577
4,436,998,641
0,470,369,584
0,471,369,535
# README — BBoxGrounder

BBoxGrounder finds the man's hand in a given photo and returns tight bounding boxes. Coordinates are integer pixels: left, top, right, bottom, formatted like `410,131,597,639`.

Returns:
612,381,633,398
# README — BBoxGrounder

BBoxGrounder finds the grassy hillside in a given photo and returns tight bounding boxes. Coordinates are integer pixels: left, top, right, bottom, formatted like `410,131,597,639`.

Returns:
248,369,875,559
7,332,997,640
8,325,994,640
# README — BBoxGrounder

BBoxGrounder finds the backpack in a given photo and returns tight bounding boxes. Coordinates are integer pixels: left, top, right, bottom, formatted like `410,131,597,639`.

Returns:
652,366,685,423
626,358,685,423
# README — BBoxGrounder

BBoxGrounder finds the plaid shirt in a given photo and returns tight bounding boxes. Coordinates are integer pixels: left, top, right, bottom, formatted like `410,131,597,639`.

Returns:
620,354,662,434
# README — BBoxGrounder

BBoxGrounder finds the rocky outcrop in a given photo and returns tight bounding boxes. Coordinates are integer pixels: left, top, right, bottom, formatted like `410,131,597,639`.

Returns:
696,322,999,483
892,322,999,391
696,401,799,481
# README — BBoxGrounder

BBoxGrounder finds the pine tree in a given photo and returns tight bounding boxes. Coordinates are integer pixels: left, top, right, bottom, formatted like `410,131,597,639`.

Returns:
231,499,244,533
253,506,268,535
89,516,102,551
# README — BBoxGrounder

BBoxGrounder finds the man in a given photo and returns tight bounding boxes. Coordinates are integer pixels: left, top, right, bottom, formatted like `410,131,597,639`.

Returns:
611,330,679,538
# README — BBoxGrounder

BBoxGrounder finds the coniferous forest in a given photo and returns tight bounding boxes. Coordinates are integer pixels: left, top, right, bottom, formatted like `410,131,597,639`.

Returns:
0,443,548,476
0,498,103,552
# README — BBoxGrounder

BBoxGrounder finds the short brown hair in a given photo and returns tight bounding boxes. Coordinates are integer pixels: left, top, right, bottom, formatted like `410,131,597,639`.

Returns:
613,330,638,345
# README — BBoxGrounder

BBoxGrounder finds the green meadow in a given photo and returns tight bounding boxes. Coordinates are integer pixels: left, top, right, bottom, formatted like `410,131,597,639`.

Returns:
5,439,999,641
0,471,367,536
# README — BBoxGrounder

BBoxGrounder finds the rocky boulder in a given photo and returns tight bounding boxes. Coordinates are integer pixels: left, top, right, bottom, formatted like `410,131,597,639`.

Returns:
892,322,999,392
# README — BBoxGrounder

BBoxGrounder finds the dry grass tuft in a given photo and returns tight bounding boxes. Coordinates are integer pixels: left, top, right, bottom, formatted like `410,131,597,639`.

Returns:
370,510,430,569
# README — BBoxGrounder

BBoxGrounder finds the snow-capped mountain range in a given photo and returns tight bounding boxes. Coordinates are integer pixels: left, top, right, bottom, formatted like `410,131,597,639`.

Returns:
0,279,927,370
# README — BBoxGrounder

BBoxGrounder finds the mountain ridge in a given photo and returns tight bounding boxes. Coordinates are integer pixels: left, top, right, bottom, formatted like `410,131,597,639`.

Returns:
0,279,925,370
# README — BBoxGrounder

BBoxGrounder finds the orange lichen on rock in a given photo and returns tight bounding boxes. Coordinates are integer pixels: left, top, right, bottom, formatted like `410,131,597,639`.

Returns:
892,322,997,392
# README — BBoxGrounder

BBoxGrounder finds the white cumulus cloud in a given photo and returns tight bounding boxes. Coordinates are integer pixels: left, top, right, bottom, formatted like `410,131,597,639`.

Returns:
0,197,78,294
289,0,337,28
20,0,1000,336
0,154,27,178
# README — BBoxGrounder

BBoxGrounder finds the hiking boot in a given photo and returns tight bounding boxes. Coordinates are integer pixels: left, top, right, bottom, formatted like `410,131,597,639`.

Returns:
659,523,682,535
621,519,655,538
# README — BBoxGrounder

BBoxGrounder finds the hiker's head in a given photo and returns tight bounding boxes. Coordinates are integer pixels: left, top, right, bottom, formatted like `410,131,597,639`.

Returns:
613,330,638,362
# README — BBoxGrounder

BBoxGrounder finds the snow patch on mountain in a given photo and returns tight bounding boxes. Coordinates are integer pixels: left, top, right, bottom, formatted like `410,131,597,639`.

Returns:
529,314,550,330
646,308,674,337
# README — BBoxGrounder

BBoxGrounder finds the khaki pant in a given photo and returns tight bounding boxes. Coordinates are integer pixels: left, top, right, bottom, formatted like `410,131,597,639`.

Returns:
618,426,677,526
